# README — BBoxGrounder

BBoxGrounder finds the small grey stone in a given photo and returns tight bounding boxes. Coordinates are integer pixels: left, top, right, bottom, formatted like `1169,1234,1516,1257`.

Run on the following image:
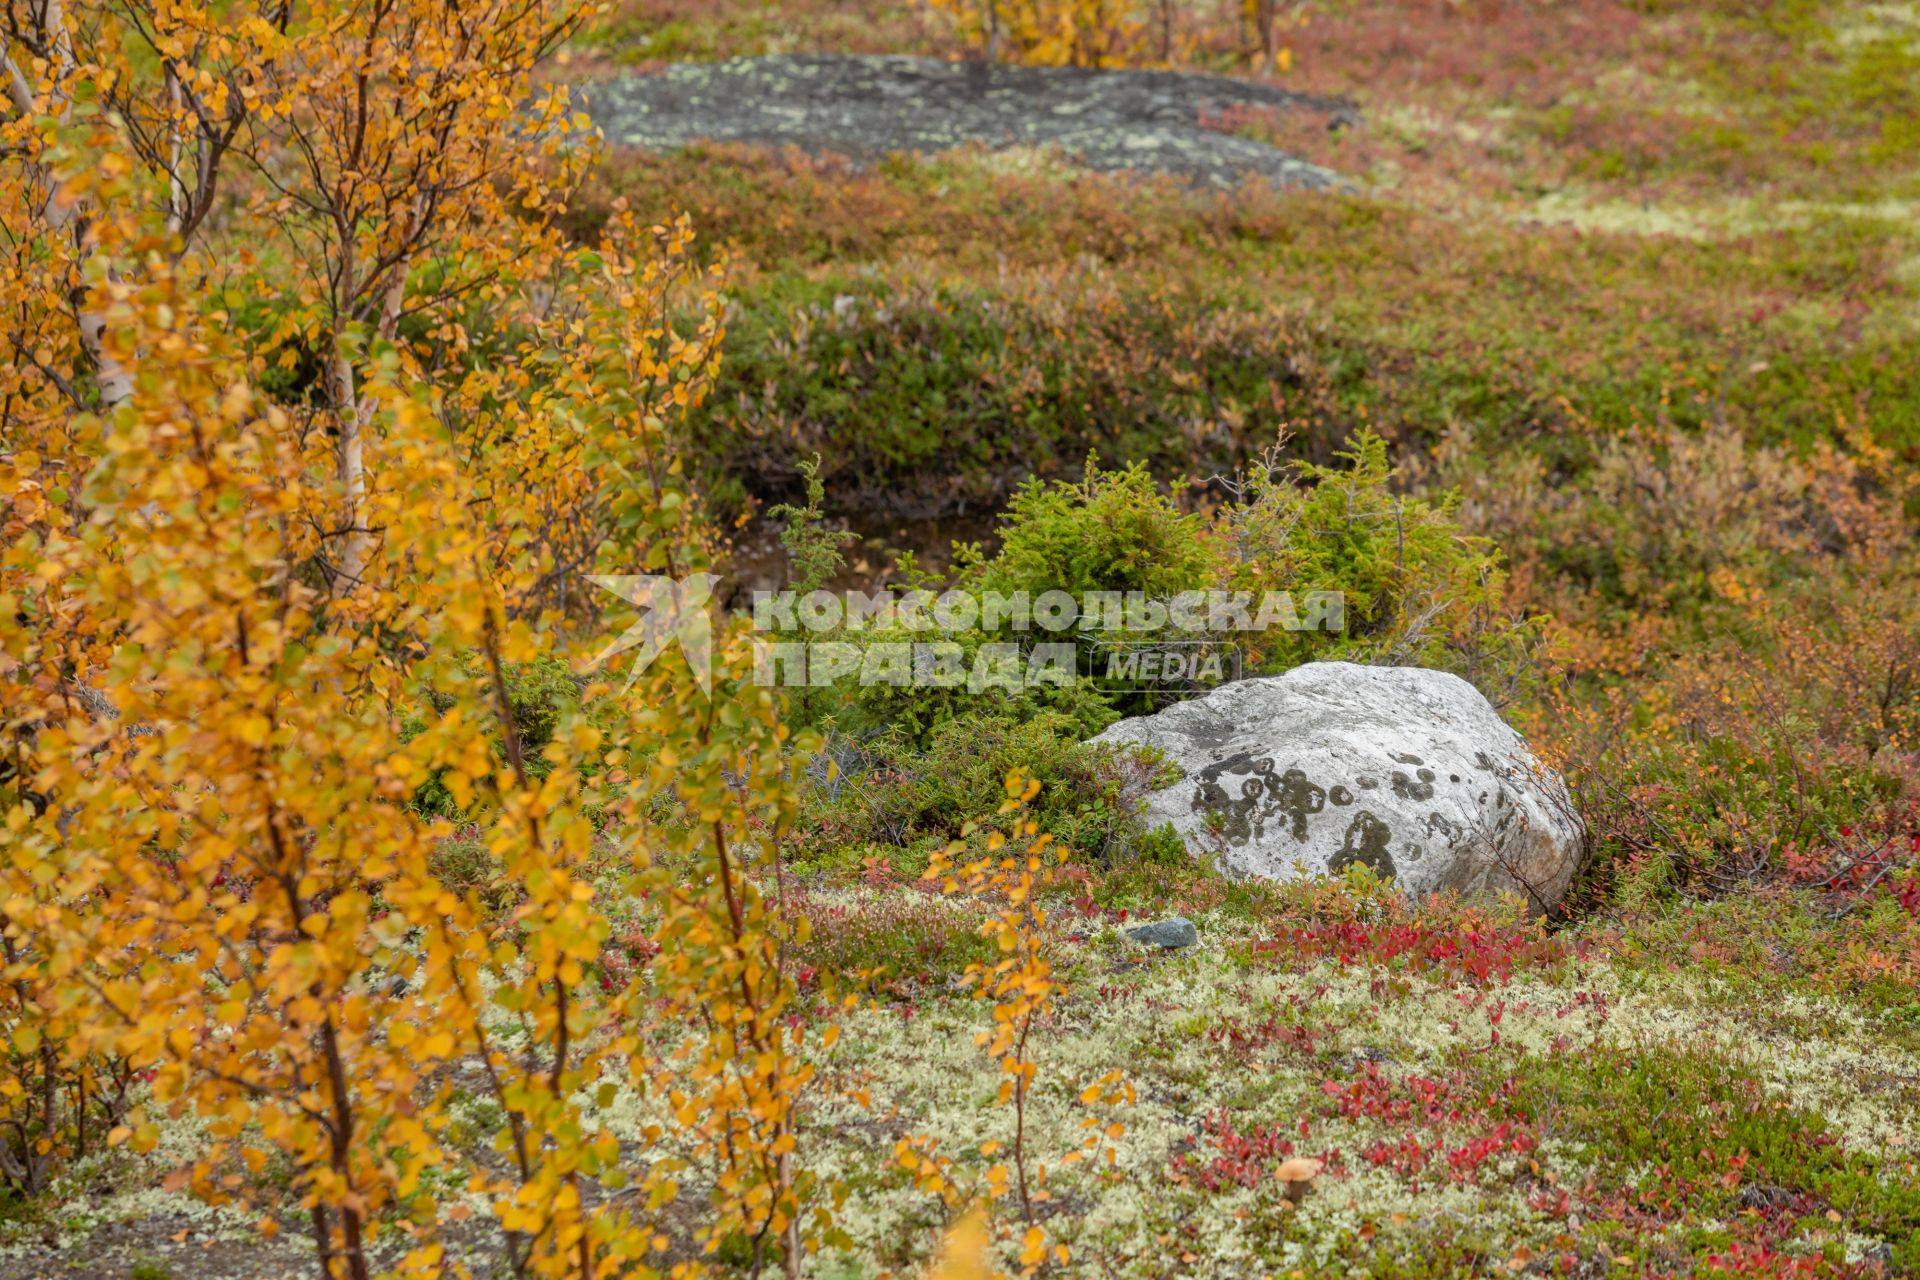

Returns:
1124,917,1198,949
1331,1045,1395,1074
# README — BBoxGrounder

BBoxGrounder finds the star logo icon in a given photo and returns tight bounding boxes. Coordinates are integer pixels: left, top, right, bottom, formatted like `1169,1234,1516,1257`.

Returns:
585,573,719,694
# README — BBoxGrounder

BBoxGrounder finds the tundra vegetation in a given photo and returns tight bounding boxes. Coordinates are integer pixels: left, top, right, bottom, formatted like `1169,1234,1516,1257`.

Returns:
2,1,1919,1278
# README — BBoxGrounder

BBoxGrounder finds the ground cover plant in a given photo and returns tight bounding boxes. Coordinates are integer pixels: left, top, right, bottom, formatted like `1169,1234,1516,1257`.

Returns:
2,0,1919,1278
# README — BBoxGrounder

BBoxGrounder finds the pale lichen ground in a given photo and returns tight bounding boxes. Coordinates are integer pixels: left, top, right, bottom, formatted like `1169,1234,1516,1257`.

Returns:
7,897,1916,1279
771,905,1919,1277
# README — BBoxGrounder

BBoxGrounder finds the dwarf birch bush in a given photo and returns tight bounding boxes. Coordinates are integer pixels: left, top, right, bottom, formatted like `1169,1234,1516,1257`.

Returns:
916,772,1135,1272
0,1,828,1276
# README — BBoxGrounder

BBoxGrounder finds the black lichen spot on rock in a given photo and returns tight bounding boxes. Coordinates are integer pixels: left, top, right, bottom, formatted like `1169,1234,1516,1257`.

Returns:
1177,715,1237,754
1329,811,1396,879
1355,776,1380,790
1423,811,1460,847
1191,753,1326,845
1329,784,1354,806
1272,768,1327,840
1390,767,1436,802
1389,752,1426,767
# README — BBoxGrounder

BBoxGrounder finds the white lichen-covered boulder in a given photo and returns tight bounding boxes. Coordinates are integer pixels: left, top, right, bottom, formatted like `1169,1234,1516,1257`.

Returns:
1089,662,1585,912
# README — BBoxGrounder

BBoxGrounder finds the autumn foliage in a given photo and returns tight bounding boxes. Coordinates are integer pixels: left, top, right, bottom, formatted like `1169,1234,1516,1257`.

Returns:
0,0,822,1276
5,0,1920,1274
928,0,1296,71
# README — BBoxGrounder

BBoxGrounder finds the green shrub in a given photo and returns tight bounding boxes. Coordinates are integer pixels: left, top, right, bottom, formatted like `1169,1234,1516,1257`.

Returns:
786,431,1541,742
794,710,1173,863
1216,431,1541,700
826,627,1124,745
765,452,859,597
965,456,1212,604
963,432,1536,708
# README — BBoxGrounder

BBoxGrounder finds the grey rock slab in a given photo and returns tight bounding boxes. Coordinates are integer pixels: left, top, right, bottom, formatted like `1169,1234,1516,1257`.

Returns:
581,55,1349,190
1090,662,1585,912
1123,916,1199,949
